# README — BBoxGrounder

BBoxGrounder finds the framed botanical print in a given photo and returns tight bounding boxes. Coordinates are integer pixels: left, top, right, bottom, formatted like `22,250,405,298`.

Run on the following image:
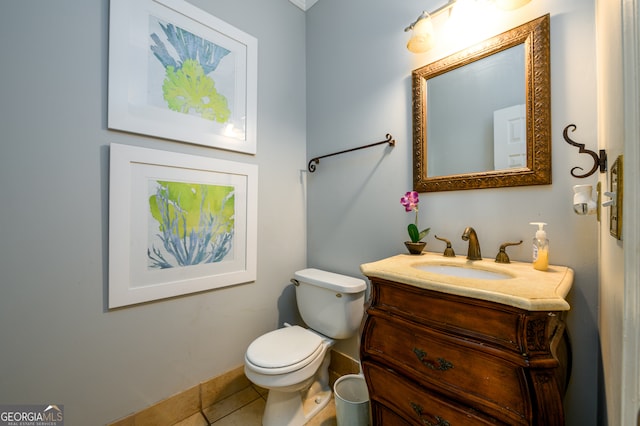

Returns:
108,143,258,308
108,0,258,154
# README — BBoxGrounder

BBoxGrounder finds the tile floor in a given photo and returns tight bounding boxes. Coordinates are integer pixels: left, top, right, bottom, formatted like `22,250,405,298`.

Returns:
174,383,338,426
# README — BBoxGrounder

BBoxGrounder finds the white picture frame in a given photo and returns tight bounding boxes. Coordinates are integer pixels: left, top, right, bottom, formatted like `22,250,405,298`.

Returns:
108,0,258,154
108,143,258,308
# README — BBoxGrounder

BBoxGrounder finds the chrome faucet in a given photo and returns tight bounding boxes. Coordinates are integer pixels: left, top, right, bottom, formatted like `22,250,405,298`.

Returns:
461,227,482,260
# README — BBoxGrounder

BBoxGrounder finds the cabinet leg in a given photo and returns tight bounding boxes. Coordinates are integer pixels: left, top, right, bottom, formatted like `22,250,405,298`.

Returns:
530,371,565,426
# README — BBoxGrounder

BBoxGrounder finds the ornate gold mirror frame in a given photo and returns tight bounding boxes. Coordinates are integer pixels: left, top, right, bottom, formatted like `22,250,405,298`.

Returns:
412,14,551,192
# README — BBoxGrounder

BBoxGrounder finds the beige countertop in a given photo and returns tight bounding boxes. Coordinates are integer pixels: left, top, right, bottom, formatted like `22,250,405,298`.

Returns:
360,252,573,311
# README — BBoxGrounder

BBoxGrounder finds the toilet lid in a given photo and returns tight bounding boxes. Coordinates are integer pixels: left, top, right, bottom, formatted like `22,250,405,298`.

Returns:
246,326,322,369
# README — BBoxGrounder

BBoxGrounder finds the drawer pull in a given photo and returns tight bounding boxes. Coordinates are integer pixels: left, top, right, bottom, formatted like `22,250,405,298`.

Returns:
411,402,450,426
413,348,454,371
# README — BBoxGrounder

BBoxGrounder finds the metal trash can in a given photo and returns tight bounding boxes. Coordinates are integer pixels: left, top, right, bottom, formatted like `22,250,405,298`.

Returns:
334,374,370,426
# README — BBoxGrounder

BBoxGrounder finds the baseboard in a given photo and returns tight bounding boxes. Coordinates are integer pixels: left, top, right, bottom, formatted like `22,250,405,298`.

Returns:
329,349,361,386
107,349,359,425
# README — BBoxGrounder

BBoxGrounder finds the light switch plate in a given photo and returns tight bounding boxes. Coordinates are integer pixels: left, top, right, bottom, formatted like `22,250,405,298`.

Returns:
609,155,623,240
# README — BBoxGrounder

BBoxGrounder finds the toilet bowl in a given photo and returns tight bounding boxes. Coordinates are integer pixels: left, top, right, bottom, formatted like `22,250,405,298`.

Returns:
245,326,335,425
244,269,366,426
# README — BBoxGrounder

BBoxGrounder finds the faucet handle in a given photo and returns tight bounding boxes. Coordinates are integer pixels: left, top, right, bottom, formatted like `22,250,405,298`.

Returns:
434,235,456,257
495,240,523,264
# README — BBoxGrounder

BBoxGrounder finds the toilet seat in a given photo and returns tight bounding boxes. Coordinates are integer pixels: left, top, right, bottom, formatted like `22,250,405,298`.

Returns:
246,326,324,375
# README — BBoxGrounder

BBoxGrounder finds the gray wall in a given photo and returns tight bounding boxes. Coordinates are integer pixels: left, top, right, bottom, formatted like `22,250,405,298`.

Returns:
0,0,306,424
306,0,599,425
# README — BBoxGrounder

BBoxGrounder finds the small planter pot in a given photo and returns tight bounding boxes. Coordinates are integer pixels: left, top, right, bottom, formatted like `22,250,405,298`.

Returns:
404,241,426,255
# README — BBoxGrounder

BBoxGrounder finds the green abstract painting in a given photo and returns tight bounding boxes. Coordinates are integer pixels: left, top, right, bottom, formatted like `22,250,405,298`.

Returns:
150,17,232,123
147,180,235,269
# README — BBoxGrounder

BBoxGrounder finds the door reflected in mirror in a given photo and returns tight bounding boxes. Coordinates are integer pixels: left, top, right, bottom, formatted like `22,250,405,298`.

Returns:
413,14,551,192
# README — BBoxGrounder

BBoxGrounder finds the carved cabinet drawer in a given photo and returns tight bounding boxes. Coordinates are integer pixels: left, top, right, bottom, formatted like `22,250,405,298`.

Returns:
375,278,524,353
362,313,530,423
364,361,505,425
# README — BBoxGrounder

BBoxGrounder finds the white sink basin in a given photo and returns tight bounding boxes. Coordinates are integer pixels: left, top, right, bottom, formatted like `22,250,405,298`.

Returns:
414,264,512,280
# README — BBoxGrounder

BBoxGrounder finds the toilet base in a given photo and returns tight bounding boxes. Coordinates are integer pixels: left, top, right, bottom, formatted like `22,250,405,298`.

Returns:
262,351,332,426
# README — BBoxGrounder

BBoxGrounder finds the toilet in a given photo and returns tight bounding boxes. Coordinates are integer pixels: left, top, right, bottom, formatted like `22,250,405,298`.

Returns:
244,268,367,426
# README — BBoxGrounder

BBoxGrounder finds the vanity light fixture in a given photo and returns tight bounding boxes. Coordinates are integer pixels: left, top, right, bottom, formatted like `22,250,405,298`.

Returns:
405,11,436,53
404,0,532,53
404,9,438,53
404,1,452,54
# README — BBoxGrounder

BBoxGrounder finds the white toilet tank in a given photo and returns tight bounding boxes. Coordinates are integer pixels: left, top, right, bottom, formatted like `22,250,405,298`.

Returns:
293,268,367,339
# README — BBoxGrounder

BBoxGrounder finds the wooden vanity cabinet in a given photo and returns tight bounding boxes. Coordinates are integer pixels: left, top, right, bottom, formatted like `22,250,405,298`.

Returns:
360,277,570,426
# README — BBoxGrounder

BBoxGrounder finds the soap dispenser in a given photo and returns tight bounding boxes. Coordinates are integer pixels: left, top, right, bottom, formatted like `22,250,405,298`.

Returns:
530,222,549,271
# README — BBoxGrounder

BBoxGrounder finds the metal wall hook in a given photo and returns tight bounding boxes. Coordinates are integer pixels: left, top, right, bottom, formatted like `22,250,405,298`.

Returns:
563,124,607,178
307,134,395,173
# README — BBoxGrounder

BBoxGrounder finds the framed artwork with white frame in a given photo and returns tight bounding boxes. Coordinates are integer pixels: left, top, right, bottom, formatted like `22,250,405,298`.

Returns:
108,143,258,308
108,0,258,154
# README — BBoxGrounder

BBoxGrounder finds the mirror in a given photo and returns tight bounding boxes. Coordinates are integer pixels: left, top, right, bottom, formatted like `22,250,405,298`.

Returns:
412,14,551,192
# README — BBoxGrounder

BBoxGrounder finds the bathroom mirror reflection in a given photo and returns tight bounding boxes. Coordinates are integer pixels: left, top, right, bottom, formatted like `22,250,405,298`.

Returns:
412,14,551,192
427,45,525,176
